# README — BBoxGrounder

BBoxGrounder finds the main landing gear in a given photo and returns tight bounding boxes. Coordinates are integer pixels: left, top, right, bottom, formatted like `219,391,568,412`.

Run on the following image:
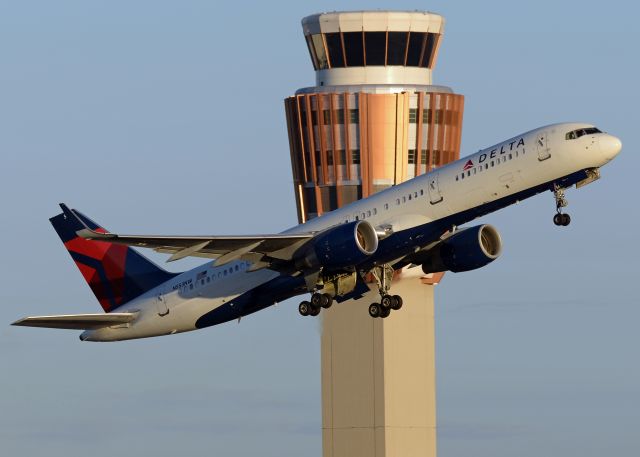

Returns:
298,292,333,317
552,184,571,227
298,265,405,319
367,265,403,319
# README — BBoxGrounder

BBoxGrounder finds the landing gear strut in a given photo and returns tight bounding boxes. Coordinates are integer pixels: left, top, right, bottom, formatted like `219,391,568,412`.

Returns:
552,184,571,227
368,265,403,319
298,292,333,317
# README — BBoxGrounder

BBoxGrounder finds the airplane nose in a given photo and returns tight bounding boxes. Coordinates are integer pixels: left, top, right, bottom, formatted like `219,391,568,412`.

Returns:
599,134,622,160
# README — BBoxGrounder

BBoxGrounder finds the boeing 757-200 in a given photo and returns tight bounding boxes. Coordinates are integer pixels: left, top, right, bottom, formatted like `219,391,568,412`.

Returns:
13,123,621,341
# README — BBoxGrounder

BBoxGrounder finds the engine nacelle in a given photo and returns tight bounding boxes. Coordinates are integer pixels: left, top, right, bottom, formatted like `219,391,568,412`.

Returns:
295,220,378,271
421,224,502,274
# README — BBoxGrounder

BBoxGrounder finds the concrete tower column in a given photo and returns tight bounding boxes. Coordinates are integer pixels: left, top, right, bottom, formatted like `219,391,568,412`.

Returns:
283,11,463,457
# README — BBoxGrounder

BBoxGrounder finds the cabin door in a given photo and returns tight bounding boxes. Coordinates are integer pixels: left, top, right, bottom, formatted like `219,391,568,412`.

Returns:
537,131,551,161
428,173,443,204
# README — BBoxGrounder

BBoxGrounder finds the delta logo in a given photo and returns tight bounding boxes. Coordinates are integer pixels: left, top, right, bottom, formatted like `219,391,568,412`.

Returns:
462,160,474,171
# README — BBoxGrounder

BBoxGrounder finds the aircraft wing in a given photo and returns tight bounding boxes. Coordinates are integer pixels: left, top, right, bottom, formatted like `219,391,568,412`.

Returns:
74,212,313,268
12,313,137,330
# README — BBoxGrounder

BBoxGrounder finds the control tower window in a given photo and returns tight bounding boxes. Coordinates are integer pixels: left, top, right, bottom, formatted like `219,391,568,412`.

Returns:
325,33,346,68
343,31,364,67
305,35,319,70
406,32,426,66
311,34,329,70
365,32,386,65
387,31,408,65
421,33,438,68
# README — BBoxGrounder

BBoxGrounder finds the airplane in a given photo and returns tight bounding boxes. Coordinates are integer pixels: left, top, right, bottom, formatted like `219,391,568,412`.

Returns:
12,122,621,342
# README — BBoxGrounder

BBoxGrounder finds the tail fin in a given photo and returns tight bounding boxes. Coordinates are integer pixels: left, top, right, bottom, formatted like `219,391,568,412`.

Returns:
50,204,177,312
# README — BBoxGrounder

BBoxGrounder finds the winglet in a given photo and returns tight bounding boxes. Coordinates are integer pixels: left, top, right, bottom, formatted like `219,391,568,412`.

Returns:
57,204,116,241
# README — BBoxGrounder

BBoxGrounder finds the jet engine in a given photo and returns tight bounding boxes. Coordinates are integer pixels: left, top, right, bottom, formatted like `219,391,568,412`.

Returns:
420,224,502,274
295,220,378,271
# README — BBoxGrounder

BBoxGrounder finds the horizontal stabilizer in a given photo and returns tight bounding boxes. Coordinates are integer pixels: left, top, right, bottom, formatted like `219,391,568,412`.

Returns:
12,313,137,330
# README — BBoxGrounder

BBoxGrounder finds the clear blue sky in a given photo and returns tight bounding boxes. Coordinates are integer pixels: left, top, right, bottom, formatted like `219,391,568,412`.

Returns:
1,1,637,456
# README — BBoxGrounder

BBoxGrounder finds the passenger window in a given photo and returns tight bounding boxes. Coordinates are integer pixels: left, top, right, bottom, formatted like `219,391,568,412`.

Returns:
420,189,424,195
456,175,459,181
367,210,371,217
408,194,412,200
373,208,377,215
206,277,210,283
235,265,239,271
402,196,406,203
509,153,512,159
467,170,471,176
384,203,389,210
224,270,227,276
361,212,365,219
461,173,465,180
414,191,418,198
189,284,193,290
473,168,477,175
491,161,495,167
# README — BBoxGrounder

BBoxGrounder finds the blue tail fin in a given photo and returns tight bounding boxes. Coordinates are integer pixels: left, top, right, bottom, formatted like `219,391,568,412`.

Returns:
50,204,178,312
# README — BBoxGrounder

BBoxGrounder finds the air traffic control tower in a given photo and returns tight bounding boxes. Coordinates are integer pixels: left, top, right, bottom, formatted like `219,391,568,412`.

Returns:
284,11,464,457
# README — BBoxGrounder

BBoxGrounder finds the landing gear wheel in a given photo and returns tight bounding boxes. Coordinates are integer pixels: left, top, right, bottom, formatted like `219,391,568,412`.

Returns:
309,305,320,317
368,303,381,318
320,293,333,309
381,295,394,309
553,213,571,226
391,295,403,310
380,307,391,319
298,301,311,316
310,293,323,308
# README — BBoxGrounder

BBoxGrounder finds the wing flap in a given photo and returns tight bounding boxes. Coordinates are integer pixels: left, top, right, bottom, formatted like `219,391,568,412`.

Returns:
12,313,137,330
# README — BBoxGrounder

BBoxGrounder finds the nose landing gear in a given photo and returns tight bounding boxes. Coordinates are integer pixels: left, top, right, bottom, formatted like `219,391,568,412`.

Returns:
552,184,571,226
553,213,571,226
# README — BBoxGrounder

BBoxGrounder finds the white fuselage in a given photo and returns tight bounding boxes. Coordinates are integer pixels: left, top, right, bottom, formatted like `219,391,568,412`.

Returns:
82,123,620,341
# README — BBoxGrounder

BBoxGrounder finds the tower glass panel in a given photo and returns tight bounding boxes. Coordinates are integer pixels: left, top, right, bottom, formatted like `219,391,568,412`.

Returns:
387,31,408,65
342,31,364,67
325,33,345,68
364,32,386,66
406,32,426,66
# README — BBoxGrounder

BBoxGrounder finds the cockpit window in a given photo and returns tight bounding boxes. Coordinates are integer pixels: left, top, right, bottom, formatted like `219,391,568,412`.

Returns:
566,127,602,140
